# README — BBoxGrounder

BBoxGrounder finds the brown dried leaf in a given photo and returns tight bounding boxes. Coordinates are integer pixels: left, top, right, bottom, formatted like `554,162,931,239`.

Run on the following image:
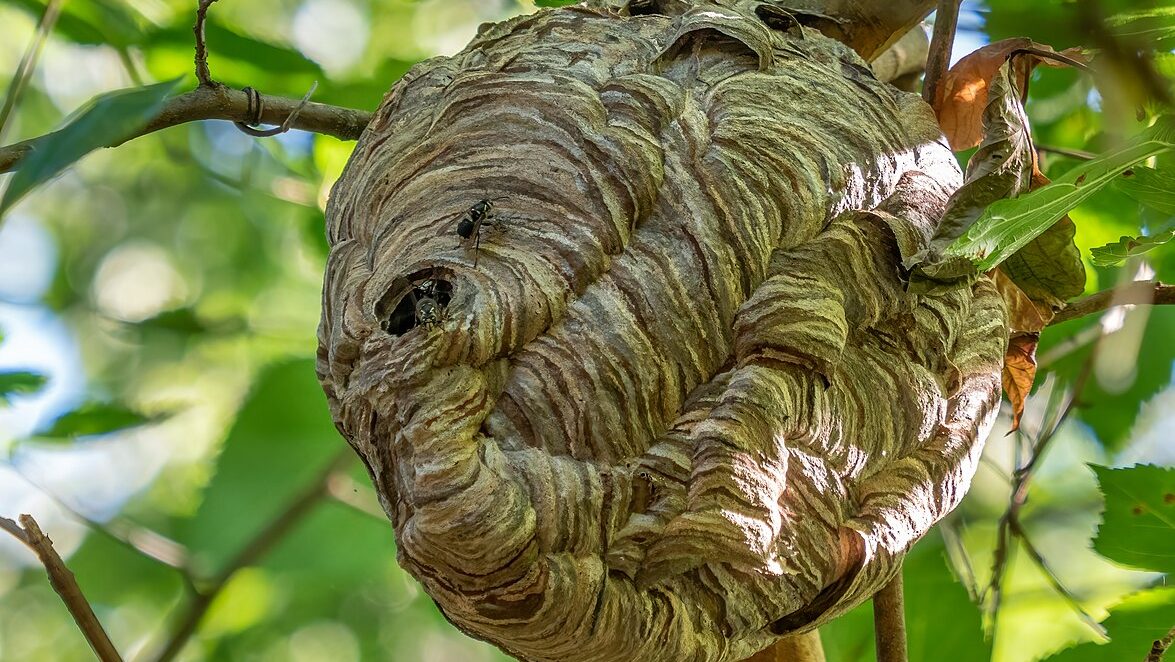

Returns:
991,269,1053,333
1003,332,1040,432
934,38,1088,151
991,270,1050,432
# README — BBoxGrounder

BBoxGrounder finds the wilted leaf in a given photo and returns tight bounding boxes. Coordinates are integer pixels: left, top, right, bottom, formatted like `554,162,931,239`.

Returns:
1114,166,1175,215
991,269,1052,333
935,38,1087,151
0,371,47,405
930,61,1035,252
1001,333,1039,432
1045,587,1175,662
946,139,1175,271
1091,228,1175,267
0,80,180,219
37,402,157,438
1091,464,1175,575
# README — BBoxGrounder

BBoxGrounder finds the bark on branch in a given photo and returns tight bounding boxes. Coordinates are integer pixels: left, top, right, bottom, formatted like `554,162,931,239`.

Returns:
0,86,372,174
1050,281,1175,326
1,514,123,662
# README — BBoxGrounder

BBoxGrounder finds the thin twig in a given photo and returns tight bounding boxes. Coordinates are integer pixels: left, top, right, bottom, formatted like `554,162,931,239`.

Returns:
922,0,961,103
1051,281,1175,326
873,565,908,662
147,450,351,662
1147,626,1175,662
6,461,196,585
1009,519,1106,636
0,0,65,143
1037,145,1097,161
1,514,124,662
0,85,371,173
193,0,222,87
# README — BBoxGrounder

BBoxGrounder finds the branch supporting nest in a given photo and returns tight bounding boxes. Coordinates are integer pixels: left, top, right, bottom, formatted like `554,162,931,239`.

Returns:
873,567,908,662
1,514,124,662
0,86,371,173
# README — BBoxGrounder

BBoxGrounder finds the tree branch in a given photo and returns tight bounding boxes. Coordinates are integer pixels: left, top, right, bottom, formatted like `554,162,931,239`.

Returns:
922,0,960,104
148,450,352,662
873,566,908,662
1,514,124,662
0,86,372,174
1050,281,1175,326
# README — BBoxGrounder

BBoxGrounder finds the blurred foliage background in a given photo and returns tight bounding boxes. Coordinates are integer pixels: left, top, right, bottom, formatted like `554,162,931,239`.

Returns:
0,1,1171,661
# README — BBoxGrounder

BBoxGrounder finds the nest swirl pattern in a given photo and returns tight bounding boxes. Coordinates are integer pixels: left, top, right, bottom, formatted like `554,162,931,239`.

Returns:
317,3,1009,660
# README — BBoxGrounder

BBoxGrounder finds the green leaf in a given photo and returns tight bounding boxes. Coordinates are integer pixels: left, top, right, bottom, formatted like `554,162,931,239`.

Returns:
146,21,323,78
37,402,156,438
818,532,990,662
1114,166,1175,216
1045,586,1175,662
1001,217,1087,307
534,0,580,6
0,79,179,219
946,140,1175,271
0,371,47,405
4,0,147,47
1091,464,1175,575
1106,7,1175,45
1091,228,1175,267
180,360,343,569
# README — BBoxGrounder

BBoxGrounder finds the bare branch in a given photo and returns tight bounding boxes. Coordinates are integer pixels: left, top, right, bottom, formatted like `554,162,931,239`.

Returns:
1147,626,1175,662
922,0,960,104
0,85,371,174
1037,144,1097,161
193,0,222,88
1009,518,1105,637
1,514,124,662
148,450,352,662
873,567,908,662
1051,281,1175,326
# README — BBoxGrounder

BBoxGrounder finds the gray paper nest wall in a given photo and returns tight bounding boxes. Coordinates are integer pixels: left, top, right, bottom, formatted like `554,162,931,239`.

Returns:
316,3,1009,661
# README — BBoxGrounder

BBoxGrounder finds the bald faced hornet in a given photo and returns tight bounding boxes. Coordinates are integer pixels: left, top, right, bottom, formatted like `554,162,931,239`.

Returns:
413,277,446,330
456,198,504,266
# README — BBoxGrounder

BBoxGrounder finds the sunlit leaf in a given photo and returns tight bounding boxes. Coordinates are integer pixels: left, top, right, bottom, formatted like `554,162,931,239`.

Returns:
1106,6,1175,45
1091,464,1175,575
38,402,156,438
1114,166,1175,216
0,371,46,405
946,140,1175,271
1045,586,1175,662
0,79,180,219
1091,228,1175,267
934,38,1086,151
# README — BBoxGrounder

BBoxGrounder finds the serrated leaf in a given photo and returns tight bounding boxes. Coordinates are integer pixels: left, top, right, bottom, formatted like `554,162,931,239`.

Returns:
1091,464,1175,575
1045,587,1175,662
946,140,1175,271
37,402,157,439
0,80,180,219
1114,166,1175,216
1091,228,1175,267
0,371,47,405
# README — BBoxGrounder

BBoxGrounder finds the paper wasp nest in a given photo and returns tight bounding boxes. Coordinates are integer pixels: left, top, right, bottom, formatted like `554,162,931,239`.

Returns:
318,2,1008,660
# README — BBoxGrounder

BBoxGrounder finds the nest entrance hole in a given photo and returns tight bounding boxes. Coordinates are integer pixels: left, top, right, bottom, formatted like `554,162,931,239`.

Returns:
377,268,454,336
